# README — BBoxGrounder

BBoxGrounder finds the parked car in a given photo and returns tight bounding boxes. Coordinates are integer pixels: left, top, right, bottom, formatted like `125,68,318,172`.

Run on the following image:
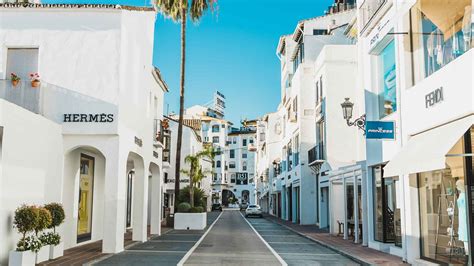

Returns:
239,201,248,211
211,203,222,211
245,205,262,218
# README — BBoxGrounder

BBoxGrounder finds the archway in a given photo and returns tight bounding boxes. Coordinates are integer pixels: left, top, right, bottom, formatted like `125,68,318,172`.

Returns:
62,145,106,250
125,152,147,242
222,189,236,207
242,190,250,203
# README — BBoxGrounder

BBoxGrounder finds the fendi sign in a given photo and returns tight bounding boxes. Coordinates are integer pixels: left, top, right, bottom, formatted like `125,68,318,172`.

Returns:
425,87,444,108
63,113,114,123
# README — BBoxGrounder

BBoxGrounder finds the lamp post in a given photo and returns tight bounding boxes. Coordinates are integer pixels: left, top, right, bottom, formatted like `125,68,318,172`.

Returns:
341,97,366,135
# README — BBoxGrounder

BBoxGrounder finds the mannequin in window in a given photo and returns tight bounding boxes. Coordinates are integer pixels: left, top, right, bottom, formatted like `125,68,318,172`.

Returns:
456,179,468,254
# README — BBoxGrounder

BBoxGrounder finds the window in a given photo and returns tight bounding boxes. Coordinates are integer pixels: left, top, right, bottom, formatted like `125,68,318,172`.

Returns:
249,138,254,144
242,153,247,159
411,1,472,81
230,149,235,158
6,48,39,83
313,29,328,35
213,173,217,181
221,124,225,128
242,138,247,146
316,76,323,105
233,137,237,144
293,42,305,71
212,136,219,143
293,97,298,121
229,162,236,169
216,160,221,168
294,135,300,166
242,162,247,171
373,166,401,246
212,125,220,132
287,142,292,171
231,174,236,183
378,40,397,118
417,131,473,264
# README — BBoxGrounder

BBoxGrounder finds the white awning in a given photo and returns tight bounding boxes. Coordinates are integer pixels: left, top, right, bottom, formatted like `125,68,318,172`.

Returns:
383,115,473,177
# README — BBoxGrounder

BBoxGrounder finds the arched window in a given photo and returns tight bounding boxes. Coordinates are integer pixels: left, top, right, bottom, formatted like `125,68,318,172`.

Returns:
216,160,221,168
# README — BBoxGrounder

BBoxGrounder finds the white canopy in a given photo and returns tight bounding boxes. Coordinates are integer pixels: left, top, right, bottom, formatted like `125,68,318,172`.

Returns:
383,115,473,177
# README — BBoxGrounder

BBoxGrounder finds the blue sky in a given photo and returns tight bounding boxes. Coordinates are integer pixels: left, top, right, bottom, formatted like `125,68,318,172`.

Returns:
44,0,333,124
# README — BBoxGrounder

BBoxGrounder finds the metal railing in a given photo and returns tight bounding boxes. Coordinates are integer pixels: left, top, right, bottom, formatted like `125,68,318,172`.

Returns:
360,0,388,33
308,143,325,164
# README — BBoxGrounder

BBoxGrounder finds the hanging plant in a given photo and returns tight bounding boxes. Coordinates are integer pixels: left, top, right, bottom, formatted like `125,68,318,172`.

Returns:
29,73,41,88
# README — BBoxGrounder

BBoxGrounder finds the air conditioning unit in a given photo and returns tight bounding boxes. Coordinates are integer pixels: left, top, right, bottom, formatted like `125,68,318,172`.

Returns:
289,111,297,122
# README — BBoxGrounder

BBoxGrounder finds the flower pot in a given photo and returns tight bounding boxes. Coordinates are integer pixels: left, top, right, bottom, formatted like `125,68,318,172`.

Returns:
36,245,50,263
8,250,35,266
49,242,63,260
31,81,40,88
11,80,20,87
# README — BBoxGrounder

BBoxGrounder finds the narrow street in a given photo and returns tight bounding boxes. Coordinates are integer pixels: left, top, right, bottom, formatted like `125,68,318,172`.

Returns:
183,210,282,265
94,210,359,265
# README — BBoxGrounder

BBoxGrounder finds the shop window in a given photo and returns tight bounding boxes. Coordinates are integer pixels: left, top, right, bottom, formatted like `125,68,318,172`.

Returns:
418,132,471,264
373,166,402,246
411,1,472,81
378,40,397,118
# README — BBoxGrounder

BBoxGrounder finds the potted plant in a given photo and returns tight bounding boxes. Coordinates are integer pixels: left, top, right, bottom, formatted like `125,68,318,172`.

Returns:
34,207,52,263
9,205,39,266
29,73,40,88
43,203,65,259
10,73,20,87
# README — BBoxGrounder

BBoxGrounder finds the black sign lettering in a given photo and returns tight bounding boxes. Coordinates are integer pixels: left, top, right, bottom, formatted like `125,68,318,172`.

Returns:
63,113,115,123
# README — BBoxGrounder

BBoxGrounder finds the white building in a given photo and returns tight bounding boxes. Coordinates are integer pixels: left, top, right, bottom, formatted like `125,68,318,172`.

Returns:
273,7,356,225
0,4,167,264
226,125,257,205
162,117,212,214
357,0,474,264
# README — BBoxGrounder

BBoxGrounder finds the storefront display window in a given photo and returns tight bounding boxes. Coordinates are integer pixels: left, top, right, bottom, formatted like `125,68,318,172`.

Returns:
411,0,473,81
378,40,397,118
78,154,94,242
373,165,402,246
418,133,471,264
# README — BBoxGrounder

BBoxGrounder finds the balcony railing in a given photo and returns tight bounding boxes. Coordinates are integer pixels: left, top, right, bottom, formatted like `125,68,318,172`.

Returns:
360,0,388,33
308,143,325,166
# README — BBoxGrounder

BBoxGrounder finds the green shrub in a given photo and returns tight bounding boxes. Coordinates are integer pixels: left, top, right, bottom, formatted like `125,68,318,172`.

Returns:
177,186,206,207
189,206,204,213
39,232,61,246
44,203,65,232
13,205,39,240
34,207,52,236
177,202,191,213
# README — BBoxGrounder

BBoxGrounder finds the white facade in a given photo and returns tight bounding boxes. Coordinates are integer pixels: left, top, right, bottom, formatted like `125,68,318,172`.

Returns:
162,118,213,213
0,4,167,264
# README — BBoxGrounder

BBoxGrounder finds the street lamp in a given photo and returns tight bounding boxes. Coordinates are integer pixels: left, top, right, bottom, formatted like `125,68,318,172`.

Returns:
341,97,366,135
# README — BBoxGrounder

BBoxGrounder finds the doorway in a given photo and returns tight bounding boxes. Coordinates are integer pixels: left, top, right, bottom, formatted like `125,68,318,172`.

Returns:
320,187,329,228
288,185,293,222
77,154,94,243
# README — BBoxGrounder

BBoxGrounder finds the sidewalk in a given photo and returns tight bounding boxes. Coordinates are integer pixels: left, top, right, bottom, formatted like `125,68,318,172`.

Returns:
264,215,408,266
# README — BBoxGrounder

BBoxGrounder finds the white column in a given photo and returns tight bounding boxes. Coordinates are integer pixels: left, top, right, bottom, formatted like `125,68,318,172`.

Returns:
343,177,348,240
102,150,126,253
150,165,162,235
328,181,333,234
132,159,148,242
354,170,359,244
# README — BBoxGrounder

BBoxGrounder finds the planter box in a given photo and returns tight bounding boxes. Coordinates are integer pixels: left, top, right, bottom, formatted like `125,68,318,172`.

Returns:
49,242,64,260
174,213,206,230
36,245,50,263
8,250,35,266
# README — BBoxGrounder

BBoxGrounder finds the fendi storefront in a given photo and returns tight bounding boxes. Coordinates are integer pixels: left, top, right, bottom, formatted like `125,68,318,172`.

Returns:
385,117,474,265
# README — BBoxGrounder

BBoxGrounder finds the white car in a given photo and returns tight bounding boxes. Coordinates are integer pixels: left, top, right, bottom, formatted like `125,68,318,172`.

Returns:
245,205,263,218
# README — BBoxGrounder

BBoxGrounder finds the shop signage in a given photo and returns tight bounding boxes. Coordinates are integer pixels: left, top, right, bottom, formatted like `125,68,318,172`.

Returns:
134,137,143,147
63,113,114,123
365,121,395,140
425,86,444,108
237,173,248,180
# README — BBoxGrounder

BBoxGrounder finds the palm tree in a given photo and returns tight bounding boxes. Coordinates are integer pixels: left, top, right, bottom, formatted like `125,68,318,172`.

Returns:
155,0,217,212
180,147,214,207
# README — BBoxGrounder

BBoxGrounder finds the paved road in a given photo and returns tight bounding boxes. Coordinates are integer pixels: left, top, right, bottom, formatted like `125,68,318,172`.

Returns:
94,212,220,266
246,216,359,266
184,210,281,265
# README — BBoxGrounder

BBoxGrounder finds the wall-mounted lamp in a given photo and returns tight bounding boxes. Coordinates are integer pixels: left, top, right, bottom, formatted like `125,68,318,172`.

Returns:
341,97,366,135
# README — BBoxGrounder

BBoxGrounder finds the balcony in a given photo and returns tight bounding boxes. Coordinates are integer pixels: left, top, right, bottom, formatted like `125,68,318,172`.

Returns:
360,0,389,34
308,143,325,170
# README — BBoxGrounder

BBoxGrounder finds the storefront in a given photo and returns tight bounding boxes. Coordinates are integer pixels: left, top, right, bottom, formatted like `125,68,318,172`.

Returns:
385,117,474,265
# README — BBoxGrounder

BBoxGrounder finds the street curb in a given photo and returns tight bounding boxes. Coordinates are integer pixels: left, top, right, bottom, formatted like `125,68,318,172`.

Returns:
264,216,370,266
